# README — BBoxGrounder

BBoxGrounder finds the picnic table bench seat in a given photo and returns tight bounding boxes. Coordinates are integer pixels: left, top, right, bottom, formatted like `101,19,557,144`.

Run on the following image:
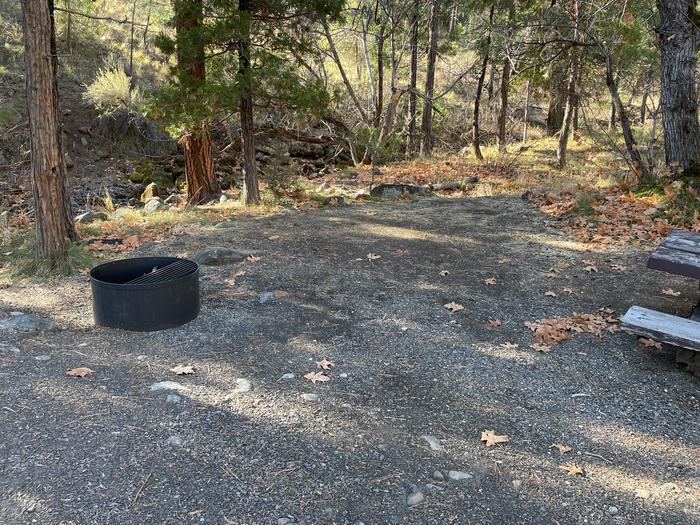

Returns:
620,229,700,375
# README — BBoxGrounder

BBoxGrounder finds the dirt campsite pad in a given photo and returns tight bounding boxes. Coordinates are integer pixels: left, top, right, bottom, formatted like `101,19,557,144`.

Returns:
1,196,699,524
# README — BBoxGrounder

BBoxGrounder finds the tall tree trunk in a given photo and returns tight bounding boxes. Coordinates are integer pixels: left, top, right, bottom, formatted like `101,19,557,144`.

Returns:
63,0,71,52
238,0,259,205
406,5,419,155
608,100,616,130
420,0,441,156
21,0,76,258
176,0,219,203
361,11,377,111
557,0,581,169
522,78,531,143
143,0,153,52
546,60,568,135
472,4,494,161
640,83,649,125
322,19,369,124
572,56,582,131
374,23,385,127
657,0,700,176
496,2,515,152
605,52,652,184
486,64,494,102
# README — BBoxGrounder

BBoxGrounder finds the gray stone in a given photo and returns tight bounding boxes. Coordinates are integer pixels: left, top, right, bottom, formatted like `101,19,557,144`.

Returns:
339,372,348,378
150,381,188,392
421,435,444,451
64,153,75,169
166,394,182,403
280,373,295,380
192,247,255,266
512,479,522,489
80,136,88,147
370,183,431,199
164,194,182,205
301,393,320,403
608,506,619,516
0,343,20,354
34,355,50,361
405,485,425,507
233,378,252,393
259,292,275,304
219,193,231,203
144,197,166,213
0,313,55,334
75,211,109,224
447,470,473,481
166,435,183,447
432,470,444,481
0,151,7,164
277,518,292,525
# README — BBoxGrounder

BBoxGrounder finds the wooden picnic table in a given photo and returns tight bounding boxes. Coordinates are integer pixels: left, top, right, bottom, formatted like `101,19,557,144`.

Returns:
621,229,700,375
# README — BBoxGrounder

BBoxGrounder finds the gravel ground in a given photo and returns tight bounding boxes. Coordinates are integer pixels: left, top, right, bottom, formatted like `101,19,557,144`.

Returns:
0,196,699,525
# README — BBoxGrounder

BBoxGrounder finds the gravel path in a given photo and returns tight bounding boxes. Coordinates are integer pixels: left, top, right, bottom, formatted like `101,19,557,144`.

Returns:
1,196,699,525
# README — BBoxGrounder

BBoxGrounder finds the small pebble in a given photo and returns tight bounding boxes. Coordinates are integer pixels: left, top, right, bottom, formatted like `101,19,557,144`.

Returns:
0,343,20,354
259,292,275,304
608,506,619,516
512,479,522,489
150,381,188,392
405,485,425,507
233,378,253,393
301,393,320,403
339,372,348,378
166,435,183,447
166,394,182,403
421,435,444,451
448,470,473,481
34,355,50,361
280,373,295,380
432,470,445,481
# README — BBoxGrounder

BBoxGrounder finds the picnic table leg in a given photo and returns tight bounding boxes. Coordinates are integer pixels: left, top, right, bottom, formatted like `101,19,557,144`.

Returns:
678,283,700,375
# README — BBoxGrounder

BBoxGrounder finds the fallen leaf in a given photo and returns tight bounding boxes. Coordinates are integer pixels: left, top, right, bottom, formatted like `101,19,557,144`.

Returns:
315,358,335,370
367,253,381,261
530,343,552,353
484,277,497,285
559,464,584,476
304,371,331,383
392,248,410,256
545,291,557,297
224,279,236,286
583,265,598,273
661,288,680,296
610,264,628,272
439,270,450,276
233,270,246,277
562,288,573,294
501,342,519,350
639,337,662,349
247,255,261,263
170,365,195,375
551,443,572,454
66,367,93,378
268,235,280,241
487,319,502,328
444,302,464,313
273,290,289,298
496,258,512,264
481,430,509,447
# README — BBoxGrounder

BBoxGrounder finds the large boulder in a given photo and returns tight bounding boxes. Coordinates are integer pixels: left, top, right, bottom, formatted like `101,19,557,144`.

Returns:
144,197,166,213
140,182,161,203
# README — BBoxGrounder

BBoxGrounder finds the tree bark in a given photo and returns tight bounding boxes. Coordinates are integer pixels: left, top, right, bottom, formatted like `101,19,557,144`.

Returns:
557,0,581,169
175,0,220,203
420,0,441,156
604,52,652,184
21,0,76,258
608,100,616,130
406,4,419,155
472,4,494,161
522,78,531,143
657,0,700,176
496,2,515,152
374,21,385,127
239,0,259,205
546,60,568,135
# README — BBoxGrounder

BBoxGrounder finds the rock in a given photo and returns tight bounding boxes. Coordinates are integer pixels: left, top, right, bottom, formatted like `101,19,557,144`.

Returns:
80,136,88,147
144,197,166,213
321,195,345,206
635,489,650,500
277,518,292,525
166,435,183,447
0,313,55,334
301,393,320,403
164,194,182,205
34,355,50,361
432,470,445,481
233,378,252,393
405,485,425,507
608,506,619,516
370,184,431,199
0,210,10,226
521,190,533,201
78,126,90,135
339,372,348,378
259,292,275,304
0,151,6,164
166,394,182,403
149,381,189,392
140,182,160,203
355,190,371,201
75,211,109,224
192,247,255,266
512,479,523,489
64,153,75,169
0,343,20,354
447,470,473,481
128,198,141,208
280,373,295,380
421,435,444,451
219,194,231,203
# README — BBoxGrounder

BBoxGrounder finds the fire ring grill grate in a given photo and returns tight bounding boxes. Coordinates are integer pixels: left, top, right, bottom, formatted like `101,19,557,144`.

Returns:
90,256,200,332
